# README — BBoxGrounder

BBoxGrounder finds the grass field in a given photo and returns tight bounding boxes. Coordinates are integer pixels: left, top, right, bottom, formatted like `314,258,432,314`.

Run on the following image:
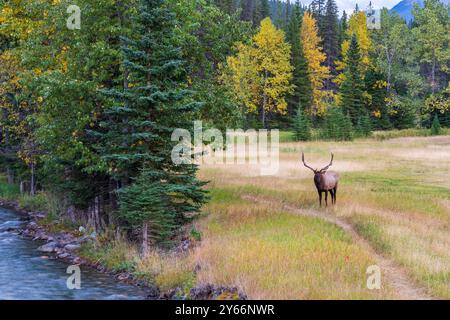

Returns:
192,134,450,299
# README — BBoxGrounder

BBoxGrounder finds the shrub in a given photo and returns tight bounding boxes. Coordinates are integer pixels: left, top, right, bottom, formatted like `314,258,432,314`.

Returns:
18,193,48,212
322,107,354,141
431,114,442,136
292,105,312,141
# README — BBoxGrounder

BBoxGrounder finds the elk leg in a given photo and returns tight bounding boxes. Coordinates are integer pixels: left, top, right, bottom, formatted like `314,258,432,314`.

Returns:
325,191,328,207
329,190,334,205
318,191,322,207
334,187,337,205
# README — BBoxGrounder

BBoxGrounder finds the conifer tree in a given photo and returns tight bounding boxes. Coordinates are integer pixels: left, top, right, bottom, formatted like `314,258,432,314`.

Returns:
98,0,207,252
287,3,311,114
340,34,365,124
323,0,339,88
323,107,353,141
292,104,312,141
431,113,441,135
355,113,373,137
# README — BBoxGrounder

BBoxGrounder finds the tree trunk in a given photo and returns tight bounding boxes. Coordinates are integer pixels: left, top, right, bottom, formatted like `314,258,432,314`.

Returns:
30,163,36,196
142,221,149,256
431,47,436,94
6,167,14,184
262,70,268,129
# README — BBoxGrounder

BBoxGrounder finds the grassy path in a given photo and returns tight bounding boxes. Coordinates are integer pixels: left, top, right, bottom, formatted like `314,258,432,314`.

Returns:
243,194,434,300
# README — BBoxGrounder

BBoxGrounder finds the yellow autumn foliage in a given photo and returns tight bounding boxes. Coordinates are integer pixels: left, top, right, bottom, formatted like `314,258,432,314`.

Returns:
301,12,332,116
222,18,293,124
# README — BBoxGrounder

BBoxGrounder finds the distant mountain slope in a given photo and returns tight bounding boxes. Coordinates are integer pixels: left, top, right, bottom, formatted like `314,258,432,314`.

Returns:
390,0,450,22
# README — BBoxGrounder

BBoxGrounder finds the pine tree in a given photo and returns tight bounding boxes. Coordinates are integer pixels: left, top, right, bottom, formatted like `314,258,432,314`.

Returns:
292,105,312,141
340,10,348,45
260,0,271,19
253,0,271,26
323,0,339,88
241,0,255,22
431,113,441,135
98,0,207,251
355,113,373,137
323,107,353,141
215,0,237,15
309,0,326,39
287,3,311,115
340,34,365,124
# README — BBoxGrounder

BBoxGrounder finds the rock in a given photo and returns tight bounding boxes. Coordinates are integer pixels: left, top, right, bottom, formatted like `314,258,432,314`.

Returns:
37,241,58,253
78,226,86,233
57,252,70,259
28,222,38,230
117,273,130,281
146,286,160,300
189,284,247,300
72,257,82,265
64,244,81,251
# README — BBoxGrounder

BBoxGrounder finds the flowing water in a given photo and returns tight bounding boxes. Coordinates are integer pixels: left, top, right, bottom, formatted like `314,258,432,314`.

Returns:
0,207,147,300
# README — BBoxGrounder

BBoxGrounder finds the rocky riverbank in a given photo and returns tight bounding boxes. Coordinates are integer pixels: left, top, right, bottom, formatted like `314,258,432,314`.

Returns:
0,199,159,299
0,199,247,300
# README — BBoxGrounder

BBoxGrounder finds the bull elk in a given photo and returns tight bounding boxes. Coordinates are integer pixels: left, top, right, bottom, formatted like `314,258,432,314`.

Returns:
302,152,339,207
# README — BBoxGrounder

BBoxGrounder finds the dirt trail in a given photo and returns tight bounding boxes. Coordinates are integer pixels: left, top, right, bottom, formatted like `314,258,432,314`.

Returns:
242,194,434,300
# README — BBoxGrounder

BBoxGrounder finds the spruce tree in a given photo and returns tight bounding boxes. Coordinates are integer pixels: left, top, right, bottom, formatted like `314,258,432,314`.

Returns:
292,105,312,141
323,0,339,88
355,113,372,137
287,3,311,115
260,0,271,19
97,0,207,251
323,107,353,141
431,113,442,135
309,0,326,39
340,33,365,125
240,0,256,22
339,10,348,45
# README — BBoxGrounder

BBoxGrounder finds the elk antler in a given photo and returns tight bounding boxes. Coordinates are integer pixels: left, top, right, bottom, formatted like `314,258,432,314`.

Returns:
319,153,334,172
302,152,316,173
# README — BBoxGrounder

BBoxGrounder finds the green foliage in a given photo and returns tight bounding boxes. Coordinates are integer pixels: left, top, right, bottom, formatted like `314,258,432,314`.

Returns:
431,114,442,136
287,3,312,115
351,216,391,254
340,34,365,124
292,105,312,141
355,113,372,138
18,192,48,212
322,107,353,141
95,0,207,244
190,226,202,241
79,239,137,272
0,176,19,200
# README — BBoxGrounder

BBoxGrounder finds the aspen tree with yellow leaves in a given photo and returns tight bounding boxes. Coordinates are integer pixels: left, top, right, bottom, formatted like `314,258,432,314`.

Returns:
223,17,294,127
300,11,332,116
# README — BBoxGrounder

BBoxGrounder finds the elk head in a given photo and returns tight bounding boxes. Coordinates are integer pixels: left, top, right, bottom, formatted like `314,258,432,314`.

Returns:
302,152,339,207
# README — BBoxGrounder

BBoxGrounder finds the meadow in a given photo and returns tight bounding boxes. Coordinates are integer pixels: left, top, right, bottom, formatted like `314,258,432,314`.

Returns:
2,132,448,300
191,133,450,299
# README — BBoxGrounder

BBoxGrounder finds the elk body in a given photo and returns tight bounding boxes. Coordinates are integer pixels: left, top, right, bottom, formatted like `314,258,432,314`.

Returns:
302,153,339,207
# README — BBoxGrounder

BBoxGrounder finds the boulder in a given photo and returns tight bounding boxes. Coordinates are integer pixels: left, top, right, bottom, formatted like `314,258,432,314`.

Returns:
37,241,58,253
64,244,81,251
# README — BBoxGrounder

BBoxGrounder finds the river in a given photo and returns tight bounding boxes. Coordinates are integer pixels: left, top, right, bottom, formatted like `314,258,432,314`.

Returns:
0,207,147,300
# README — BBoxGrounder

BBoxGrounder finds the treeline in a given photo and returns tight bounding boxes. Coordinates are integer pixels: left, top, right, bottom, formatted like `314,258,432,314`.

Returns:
0,0,449,251
217,0,449,136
